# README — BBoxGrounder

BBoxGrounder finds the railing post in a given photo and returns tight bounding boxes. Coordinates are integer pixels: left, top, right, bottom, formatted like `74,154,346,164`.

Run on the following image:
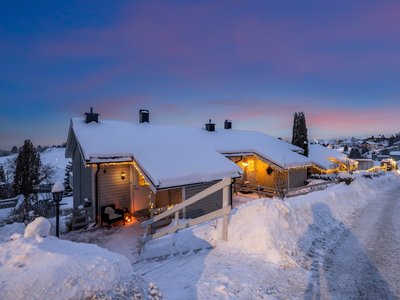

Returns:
258,185,260,198
182,187,186,219
222,185,229,241
175,210,179,226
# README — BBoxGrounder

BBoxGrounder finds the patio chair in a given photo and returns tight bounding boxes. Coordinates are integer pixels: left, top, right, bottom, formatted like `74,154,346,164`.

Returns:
101,204,125,229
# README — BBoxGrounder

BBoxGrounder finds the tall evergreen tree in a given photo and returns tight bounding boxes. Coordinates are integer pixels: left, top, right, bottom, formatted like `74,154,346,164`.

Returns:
343,145,349,152
292,111,309,157
63,161,73,197
11,146,18,154
12,140,41,199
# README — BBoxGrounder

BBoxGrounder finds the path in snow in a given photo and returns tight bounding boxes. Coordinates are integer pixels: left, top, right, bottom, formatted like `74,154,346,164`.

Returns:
302,180,400,299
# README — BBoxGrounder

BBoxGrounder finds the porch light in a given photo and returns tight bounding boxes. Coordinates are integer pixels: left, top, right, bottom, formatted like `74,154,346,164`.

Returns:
121,172,126,180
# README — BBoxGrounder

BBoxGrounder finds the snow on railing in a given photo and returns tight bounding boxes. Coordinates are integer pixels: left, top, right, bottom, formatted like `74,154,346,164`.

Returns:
0,195,25,210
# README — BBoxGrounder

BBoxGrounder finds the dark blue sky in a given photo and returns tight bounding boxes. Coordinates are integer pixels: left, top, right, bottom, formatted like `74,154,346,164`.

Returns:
1,0,400,149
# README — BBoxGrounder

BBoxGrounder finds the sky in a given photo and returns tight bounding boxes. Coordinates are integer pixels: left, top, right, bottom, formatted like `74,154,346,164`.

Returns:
1,0,400,150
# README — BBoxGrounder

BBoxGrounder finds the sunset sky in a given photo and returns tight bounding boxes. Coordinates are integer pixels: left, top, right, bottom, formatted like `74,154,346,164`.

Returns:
1,0,399,149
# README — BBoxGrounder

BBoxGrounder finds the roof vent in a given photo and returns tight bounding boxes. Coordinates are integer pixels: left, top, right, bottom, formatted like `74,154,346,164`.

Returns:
84,107,99,124
139,109,149,123
224,119,232,129
205,119,215,132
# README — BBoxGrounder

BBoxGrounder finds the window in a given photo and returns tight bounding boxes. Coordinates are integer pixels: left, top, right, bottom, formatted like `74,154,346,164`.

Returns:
249,160,255,172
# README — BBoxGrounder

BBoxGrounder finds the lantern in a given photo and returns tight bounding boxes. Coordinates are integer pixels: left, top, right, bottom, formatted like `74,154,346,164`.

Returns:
124,208,132,222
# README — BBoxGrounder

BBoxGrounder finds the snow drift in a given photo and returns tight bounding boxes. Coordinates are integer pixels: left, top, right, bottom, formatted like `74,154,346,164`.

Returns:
0,217,133,300
141,171,392,267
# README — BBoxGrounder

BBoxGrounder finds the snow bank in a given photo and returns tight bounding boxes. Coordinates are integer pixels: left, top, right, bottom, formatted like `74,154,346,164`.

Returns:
0,222,26,241
141,172,394,267
0,218,132,300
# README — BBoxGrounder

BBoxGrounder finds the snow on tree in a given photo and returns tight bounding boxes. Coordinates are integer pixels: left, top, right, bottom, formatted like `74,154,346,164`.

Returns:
292,111,309,157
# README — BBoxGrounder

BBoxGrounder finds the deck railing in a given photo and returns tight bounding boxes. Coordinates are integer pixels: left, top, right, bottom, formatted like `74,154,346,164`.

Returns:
141,177,231,243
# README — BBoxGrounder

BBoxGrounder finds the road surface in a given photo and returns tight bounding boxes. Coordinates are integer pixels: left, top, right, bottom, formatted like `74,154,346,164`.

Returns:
303,182,400,299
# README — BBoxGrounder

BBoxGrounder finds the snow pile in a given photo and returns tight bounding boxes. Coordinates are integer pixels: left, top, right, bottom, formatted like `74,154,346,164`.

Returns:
0,217,133,300
136,172,399,299
24,217,51,238
141,172,391,267
0,222,26,241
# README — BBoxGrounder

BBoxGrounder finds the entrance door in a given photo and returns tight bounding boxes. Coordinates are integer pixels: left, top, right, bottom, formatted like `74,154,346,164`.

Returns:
247,159,257,184
132,166,150,211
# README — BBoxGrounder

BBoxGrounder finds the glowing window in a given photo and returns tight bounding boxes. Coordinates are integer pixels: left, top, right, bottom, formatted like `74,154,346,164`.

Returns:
249,160,255,172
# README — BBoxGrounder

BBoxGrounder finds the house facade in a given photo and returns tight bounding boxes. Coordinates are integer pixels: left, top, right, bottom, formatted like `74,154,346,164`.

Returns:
65,108,313,224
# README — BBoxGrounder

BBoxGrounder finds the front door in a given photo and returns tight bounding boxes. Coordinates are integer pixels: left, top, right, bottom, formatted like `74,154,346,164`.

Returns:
131,166,150,211
247,159,257,184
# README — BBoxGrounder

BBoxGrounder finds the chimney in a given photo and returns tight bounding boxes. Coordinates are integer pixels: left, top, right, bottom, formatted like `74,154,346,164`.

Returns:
224,119,232,129
84,107,99,124
139,109,149,123
205,119,215,132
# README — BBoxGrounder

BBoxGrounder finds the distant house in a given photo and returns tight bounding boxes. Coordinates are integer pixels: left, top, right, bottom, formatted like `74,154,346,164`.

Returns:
308,144,358,174
65,108,313,224
389,151,400,161
353,159,374,170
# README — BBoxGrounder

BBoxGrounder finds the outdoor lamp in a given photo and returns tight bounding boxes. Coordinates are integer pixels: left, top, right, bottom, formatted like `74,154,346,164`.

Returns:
51,182,65,238
124,208,132,222
121,172,126,180
52,182,64,202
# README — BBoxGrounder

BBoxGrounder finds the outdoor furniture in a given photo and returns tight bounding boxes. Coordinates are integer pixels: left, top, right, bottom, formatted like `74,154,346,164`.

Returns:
101,204,125,229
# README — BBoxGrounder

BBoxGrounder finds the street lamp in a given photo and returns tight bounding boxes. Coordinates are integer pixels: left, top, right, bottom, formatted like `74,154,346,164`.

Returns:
51,182,65,238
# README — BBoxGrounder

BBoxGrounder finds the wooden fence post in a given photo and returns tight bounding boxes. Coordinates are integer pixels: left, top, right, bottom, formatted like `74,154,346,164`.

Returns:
222,185,229,241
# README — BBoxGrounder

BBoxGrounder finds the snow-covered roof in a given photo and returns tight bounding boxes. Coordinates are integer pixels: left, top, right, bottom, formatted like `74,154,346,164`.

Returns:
308,144,350,170
66,118,313,189
390,151,400,156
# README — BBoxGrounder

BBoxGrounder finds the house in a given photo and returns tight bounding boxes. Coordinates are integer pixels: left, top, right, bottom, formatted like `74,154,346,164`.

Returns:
389,151,400,161
65,108,313,223
353,159,374,170
308,144,358,174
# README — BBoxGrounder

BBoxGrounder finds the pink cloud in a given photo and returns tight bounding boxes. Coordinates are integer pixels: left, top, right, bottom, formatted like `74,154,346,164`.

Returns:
34,1,400,90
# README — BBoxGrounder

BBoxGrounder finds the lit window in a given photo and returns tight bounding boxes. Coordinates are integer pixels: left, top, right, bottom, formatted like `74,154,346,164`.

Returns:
249,160,255,172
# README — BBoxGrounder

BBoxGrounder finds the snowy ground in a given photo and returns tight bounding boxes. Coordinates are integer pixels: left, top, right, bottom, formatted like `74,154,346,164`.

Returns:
1,170,399,299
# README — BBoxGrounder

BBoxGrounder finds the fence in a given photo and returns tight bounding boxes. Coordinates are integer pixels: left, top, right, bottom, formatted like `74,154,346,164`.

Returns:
0,196,19,209
141,177,232,243
234,182,277,198
234,180,337,199
71,206,94,230
284,180,338,198
33,183,53,193
32,199,57,218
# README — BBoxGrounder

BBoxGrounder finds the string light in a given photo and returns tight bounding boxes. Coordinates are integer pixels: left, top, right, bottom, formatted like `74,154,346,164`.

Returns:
86,161,150,185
